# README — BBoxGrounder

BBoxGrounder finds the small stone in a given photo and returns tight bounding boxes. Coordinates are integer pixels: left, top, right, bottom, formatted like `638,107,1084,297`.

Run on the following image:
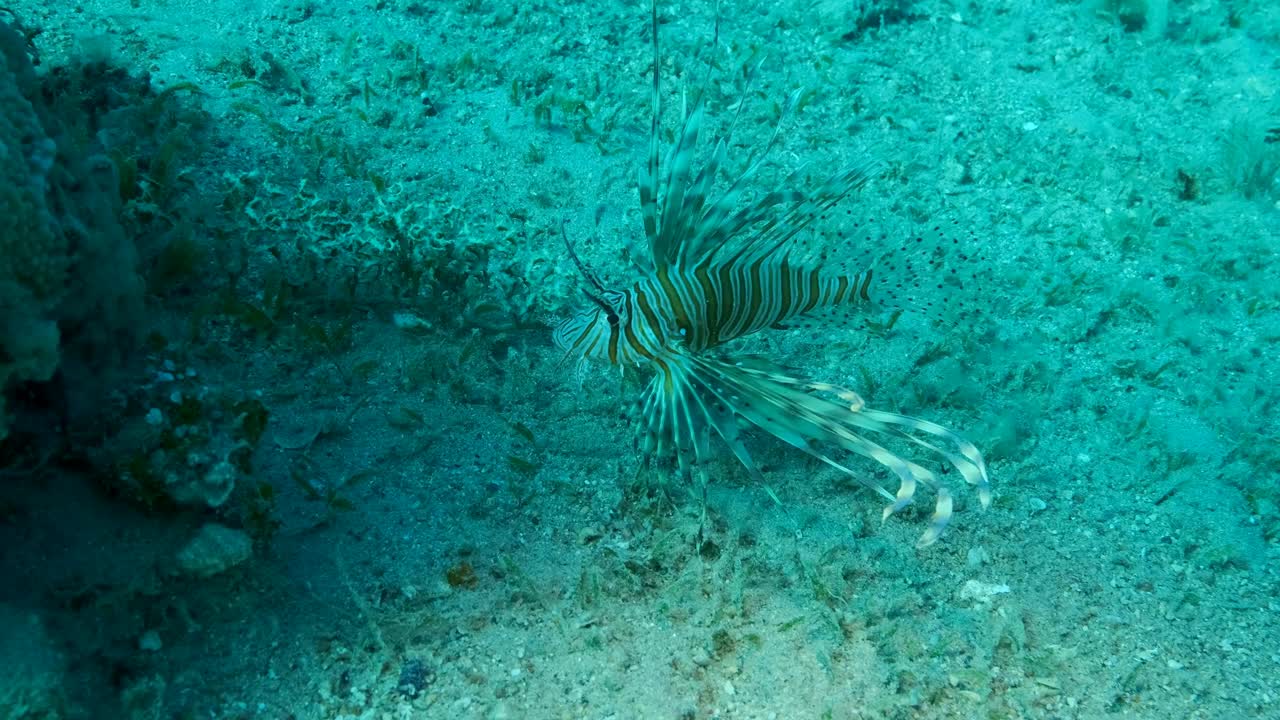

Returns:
958,579,1011,605
392,311,431,332
396,658,432,698
138,629,162,652
175,524,252,578
170,459,237,508
966,546,990,567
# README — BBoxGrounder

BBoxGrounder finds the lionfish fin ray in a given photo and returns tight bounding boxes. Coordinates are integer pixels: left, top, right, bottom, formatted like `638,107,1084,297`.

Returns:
640,352,766,484
642,353,986,544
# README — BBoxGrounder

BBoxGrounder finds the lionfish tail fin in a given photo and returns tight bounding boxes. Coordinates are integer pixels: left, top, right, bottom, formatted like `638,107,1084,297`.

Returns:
641,351,988,547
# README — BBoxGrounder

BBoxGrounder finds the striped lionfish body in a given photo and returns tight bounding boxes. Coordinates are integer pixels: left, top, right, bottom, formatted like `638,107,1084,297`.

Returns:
557,244,877,363
554,4,990,547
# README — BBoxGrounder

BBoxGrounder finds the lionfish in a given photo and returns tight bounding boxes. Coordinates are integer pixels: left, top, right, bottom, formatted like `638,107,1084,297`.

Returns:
553,4,991,547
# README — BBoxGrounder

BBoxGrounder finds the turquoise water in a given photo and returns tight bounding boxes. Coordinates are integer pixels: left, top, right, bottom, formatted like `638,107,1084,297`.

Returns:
0,0,1277,718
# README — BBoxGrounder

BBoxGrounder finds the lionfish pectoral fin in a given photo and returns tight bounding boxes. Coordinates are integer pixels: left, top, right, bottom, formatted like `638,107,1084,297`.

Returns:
852,408,992,509
672,354,987,546
640,352,771,485
917,487,954,549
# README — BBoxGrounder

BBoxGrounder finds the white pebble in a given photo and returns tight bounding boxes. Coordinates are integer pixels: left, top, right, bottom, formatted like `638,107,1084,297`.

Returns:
959,579,1011,604
138,629,162,651
393,311,432,331
966,546,990,567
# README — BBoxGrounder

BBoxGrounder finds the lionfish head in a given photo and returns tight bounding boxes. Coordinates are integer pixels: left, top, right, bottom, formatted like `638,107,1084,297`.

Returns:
552,289,627,363
554,219,632,364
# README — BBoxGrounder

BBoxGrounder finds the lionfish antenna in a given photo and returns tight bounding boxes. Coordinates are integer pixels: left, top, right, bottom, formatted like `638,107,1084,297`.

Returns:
560,220,610,303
